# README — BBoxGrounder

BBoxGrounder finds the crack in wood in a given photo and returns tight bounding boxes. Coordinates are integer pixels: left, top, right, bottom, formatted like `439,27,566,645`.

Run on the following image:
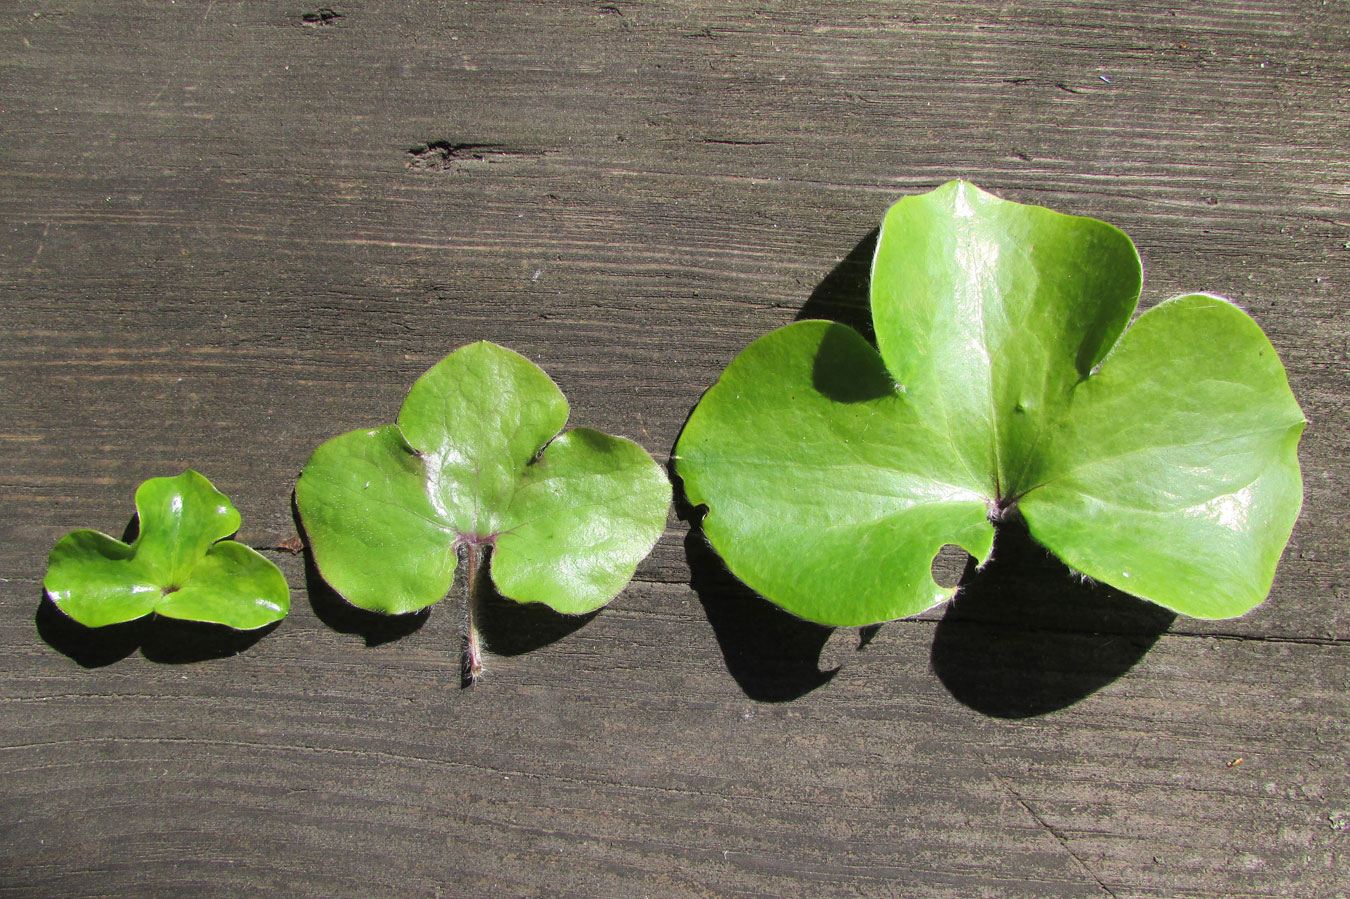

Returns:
301,8,342,26
988,768,1121,899
406,140,544,172
700,138,777,146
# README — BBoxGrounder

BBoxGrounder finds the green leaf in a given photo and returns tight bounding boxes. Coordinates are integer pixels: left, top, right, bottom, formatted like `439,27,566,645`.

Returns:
44,470,290,630
295,342,670,621
1015,294,1305,618
676,181,1304,625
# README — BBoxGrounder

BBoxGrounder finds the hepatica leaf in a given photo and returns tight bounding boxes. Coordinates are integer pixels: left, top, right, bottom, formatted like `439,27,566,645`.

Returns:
295,341,669,677
44,470,290,630
676,181,1304,626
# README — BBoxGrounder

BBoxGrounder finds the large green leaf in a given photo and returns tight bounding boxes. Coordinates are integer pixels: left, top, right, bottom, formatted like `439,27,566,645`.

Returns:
44,470,289,630
676,181,1304,625
295,341,670,617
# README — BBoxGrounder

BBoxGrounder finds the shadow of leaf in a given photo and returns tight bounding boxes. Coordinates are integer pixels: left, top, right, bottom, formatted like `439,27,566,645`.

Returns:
796,227,878,341
140,618,277,664
475,550,598,658
36,593,278,666
672,461,837,703
931,522,1175,718
35,593,144,668
668,233,891,702
811,321,895,403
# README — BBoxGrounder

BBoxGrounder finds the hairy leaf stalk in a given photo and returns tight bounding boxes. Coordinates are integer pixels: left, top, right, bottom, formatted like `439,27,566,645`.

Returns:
463,541,489,685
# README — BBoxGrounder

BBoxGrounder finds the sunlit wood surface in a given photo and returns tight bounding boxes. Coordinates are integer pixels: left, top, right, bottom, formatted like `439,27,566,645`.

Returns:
2,3,1346,896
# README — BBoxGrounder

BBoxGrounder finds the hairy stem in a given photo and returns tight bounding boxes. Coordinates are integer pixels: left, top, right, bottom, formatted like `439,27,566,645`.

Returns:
463,542,488,685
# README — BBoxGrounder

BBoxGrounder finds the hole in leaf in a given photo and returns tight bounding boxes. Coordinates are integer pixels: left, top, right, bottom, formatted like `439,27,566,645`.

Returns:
931,522,1174,718
930,544,969,589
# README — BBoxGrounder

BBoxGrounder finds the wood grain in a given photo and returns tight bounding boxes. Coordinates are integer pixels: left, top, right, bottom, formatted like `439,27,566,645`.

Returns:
2,2,1347,896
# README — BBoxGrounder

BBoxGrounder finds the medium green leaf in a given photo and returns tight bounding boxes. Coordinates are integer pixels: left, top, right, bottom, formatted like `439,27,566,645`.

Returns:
44,470,289,630
492,428,677,615
676,181,1304,624
295,342,670,623
677,320,994,626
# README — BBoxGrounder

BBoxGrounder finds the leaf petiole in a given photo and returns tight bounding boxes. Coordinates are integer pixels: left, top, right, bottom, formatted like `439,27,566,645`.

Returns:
459,538,490,686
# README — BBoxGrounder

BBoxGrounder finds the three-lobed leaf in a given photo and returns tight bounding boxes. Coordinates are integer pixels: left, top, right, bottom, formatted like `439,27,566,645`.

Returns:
676,181,1304,626
44,470,290,629
295,341,670,617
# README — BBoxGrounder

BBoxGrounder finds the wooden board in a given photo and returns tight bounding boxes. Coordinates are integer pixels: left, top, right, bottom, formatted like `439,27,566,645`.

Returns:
2,2,1346,896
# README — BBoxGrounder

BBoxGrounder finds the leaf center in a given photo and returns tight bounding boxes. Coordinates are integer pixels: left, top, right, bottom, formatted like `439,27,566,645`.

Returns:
988,494,1019,523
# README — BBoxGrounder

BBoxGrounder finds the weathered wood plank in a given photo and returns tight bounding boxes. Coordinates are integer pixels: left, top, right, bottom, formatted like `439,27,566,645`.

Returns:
1,1,1346,896
3,562,1347,898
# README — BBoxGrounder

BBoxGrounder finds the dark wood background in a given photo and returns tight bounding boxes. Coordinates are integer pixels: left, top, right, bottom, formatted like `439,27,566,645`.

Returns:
3,2,1346,897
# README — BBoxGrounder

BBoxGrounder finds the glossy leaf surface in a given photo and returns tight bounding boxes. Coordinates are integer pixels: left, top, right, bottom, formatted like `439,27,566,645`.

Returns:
44,470,290,629
676,181,1304,625
296,341,670,616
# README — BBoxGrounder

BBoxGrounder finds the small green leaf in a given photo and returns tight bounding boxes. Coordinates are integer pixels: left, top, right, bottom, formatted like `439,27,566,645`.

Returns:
295,342,670,624
44,470,290,630
676,181,1304,625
